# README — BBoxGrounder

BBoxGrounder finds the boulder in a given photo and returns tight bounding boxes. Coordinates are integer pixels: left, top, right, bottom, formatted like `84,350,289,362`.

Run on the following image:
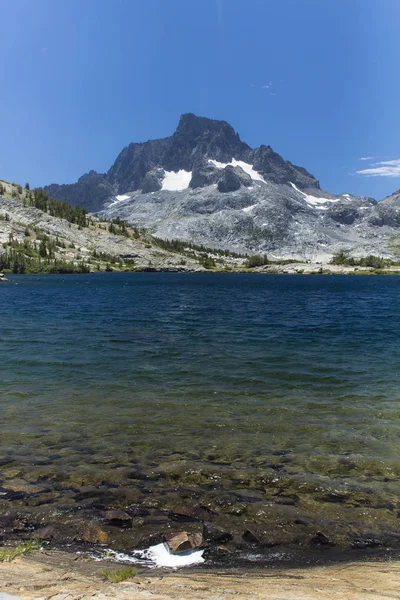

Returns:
78,521,108,544
141,168,164,193
164,531,206,554
217,165,252,193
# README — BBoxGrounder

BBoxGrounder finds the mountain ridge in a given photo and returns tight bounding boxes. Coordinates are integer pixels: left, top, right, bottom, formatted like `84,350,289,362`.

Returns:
44,113,320,211
41,114,400,260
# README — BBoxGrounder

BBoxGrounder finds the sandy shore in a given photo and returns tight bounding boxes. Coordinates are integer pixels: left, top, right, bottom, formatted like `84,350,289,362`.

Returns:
0,550,399,600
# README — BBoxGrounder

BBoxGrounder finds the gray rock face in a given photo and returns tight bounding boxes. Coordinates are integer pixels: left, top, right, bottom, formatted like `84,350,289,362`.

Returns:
217,165,252,193
249,145,319,188
99,181,400,261
45,170,115,213
141,168,164,193
189,159,220,189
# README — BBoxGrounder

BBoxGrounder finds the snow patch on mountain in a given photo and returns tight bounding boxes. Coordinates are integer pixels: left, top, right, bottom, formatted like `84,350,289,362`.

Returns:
108,194,131,206
161,170,192,191
242,203,259,213
209,159,266,183
289,182,341,208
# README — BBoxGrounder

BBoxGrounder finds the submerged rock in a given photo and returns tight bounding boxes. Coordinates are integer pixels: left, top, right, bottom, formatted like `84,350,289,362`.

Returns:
203,521,233,544
103,509,132,527
169,505,209,522
310,531,335,546
351,537,383,549
31,525,57,540
242,527,277,547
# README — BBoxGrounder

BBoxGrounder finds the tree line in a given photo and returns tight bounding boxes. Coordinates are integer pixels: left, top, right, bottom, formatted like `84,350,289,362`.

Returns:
23,189,88,228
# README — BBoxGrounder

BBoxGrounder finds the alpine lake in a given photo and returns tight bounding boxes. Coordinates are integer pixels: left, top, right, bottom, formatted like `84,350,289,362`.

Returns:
0,273,399,567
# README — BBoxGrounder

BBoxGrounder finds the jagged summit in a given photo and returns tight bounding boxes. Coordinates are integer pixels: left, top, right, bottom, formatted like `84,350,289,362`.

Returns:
174,113,242,143
164,113,250,171
44,113,319,211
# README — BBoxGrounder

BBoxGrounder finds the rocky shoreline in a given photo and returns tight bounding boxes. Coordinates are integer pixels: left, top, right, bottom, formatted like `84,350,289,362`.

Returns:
1,466,399,571
3,262,400,276
136,263,400,275
0,548,399,599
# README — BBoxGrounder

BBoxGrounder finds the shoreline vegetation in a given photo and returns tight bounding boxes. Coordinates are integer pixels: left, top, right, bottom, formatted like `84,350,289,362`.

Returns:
3,261,400,276
0,548,399,599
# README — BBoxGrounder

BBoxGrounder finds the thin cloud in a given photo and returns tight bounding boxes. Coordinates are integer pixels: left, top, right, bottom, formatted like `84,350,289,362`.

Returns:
249,81,273,90
357,159,400,177
359,156,374,161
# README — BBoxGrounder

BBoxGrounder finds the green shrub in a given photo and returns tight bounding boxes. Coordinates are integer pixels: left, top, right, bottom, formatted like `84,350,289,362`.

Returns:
201,255,216,269
101,566,136,583
245,254,270,268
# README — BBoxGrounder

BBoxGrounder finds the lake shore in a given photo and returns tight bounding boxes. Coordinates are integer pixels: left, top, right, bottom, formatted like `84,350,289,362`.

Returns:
1,549,399,600
3,261,400,276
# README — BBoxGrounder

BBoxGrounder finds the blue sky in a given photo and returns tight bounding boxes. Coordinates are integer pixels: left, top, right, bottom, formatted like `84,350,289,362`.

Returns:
1,0,399,199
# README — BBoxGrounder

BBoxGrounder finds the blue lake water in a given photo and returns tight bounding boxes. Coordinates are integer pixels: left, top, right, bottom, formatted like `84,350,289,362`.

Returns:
1,273,400,561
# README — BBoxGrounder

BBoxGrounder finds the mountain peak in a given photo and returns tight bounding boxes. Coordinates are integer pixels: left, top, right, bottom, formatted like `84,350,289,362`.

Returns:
164,113,249,171
44,113,320,207
174,113,240,141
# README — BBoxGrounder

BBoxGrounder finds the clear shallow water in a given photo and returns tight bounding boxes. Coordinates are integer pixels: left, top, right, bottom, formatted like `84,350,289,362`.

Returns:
1,273,400,560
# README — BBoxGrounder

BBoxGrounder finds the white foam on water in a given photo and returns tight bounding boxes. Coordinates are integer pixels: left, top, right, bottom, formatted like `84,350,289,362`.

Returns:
161,170,192,191
289,182,341,207
209,159,266,183
142,543,205,567
104,542,205,569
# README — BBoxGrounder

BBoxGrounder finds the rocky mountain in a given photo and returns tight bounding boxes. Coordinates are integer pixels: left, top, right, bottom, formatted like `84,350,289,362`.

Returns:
44,114,400,260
